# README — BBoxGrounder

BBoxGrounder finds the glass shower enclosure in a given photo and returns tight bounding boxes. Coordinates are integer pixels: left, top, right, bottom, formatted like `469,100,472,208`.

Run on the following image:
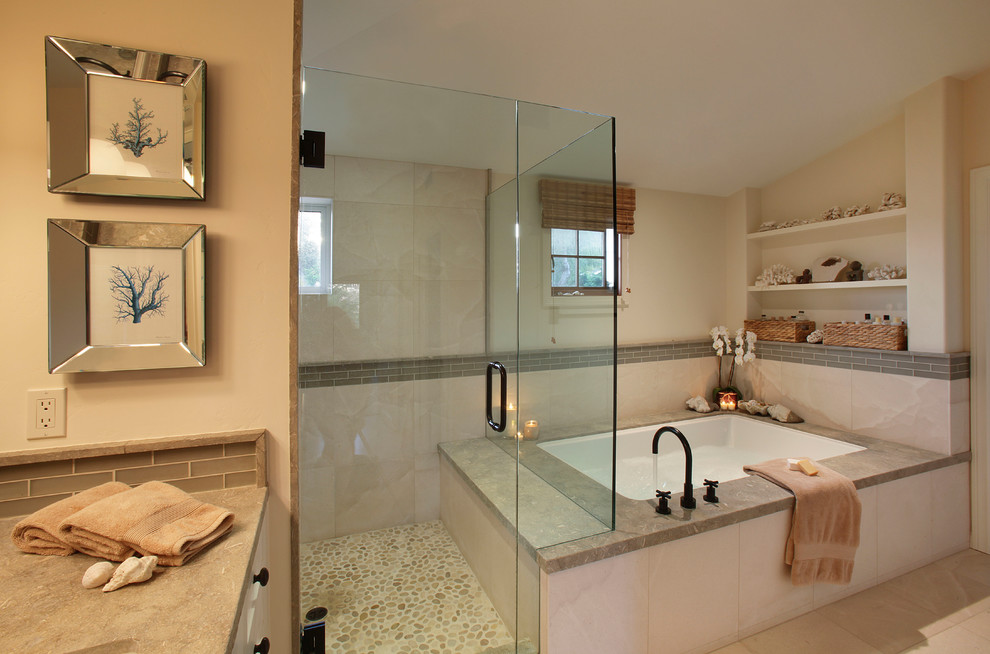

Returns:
297,68,616,653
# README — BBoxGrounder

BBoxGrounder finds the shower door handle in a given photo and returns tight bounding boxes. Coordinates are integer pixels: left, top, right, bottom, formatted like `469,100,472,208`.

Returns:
486,361,507,432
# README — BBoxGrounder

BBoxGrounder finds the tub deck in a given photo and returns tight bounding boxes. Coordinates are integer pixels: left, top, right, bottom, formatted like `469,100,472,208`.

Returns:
439,408,970,574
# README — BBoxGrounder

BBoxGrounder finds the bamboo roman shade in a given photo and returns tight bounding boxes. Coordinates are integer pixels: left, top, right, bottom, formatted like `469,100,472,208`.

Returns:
539,179,636,235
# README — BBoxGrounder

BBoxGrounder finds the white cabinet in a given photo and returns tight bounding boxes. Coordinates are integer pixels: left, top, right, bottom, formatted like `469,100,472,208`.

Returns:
745,207,908,327
232,507,270,653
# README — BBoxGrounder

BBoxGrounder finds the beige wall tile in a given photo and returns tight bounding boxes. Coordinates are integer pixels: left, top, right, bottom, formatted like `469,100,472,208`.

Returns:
738,509,814,635
153,445,224,464
115,463,190,485
74,452,153,473
224,441,256,457
546,549,650,654
166,476,224,493
0,460,73,483
878,473,934,581
0,493,72,518
30,472,113,496
0,480,29,501
224,470,257,488
190,455,256,477
649,524,740,653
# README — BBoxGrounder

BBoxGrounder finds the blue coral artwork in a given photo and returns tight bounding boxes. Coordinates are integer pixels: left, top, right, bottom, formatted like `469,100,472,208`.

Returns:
107,98,168,158
88,247,184,346
87,75,182,179
108,264,169,323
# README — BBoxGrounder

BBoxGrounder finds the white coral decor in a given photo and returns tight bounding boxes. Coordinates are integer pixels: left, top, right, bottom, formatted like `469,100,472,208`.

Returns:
867,264,906,281
755,264,795,287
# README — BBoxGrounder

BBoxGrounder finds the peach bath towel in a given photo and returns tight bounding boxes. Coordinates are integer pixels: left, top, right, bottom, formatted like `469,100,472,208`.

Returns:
59,481,234,566
744,458,861,586
10,481,131,556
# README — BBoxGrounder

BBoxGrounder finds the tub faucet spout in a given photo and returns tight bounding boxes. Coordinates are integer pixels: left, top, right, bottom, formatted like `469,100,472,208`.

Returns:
652,425,696,509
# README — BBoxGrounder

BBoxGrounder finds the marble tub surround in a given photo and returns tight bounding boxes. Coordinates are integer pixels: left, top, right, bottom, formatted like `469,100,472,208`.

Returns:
441,409,970,574
442,413,971,654
0,429,266,519
737,357,970,454
0,486,267,653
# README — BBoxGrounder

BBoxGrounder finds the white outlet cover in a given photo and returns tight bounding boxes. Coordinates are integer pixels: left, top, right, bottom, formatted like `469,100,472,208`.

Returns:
27,388,67,439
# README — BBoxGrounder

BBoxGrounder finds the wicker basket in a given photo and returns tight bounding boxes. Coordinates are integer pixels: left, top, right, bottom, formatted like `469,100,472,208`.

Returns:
743,319,816,343
823,322,907,350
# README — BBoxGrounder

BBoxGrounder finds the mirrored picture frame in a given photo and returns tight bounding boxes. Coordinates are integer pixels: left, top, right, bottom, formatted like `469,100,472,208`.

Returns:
45,36,206,199
48,219,206,373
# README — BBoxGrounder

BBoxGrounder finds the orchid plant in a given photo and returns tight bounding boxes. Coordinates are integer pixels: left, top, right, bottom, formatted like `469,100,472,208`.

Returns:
710,325,757,401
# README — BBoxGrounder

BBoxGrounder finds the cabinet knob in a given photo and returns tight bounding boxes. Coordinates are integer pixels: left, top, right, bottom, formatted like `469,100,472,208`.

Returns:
253,567,269,587
254,636,270,654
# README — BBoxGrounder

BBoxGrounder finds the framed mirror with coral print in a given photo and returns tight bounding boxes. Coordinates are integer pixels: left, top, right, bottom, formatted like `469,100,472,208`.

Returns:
45,36,206,199
48,219,206,373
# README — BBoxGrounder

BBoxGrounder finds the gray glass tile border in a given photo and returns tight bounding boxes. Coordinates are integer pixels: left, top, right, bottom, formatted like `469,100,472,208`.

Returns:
755,341,970,380
299,340,970,387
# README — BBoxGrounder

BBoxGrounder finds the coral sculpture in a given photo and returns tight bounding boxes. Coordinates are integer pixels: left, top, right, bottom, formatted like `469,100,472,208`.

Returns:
806,329,824,344
821,206,843,221
755,264,795,287
878,192,905,211
867,264,906,281
844,204,871,217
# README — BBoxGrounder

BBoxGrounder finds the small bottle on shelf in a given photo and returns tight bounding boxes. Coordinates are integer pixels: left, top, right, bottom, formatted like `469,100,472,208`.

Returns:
863,313,872,324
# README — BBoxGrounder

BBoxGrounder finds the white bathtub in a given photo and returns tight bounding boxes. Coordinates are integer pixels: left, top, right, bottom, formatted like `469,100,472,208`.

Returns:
537,414,865,500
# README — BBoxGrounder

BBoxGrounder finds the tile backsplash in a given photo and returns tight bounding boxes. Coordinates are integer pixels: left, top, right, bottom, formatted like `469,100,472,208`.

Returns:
0,430,266,518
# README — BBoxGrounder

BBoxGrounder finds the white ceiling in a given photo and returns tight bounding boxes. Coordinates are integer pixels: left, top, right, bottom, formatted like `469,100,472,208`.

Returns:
302,0,990,197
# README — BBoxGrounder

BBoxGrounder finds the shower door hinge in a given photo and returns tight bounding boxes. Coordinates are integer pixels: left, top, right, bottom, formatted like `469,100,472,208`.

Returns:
299,130,326,168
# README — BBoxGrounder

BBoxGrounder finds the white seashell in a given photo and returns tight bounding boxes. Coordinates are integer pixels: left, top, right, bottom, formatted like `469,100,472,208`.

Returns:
82,561,115,589
738,400,770,416
686,395,714,413
768,404,804,424
806,329,824,344
102,555,158,592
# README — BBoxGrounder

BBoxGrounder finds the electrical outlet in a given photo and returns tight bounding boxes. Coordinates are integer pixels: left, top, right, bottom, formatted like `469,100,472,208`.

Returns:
27,389,66,439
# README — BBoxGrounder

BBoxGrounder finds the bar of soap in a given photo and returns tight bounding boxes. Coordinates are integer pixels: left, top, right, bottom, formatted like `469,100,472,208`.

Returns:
788,458,818,475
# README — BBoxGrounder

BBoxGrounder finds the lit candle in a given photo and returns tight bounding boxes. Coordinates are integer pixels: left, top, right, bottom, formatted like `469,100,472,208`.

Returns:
719,392,737,411
507,403,516,434
523,420,539,439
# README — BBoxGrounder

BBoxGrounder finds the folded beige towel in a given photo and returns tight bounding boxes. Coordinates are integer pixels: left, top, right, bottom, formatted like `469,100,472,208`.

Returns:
744,458,861,586
59,481,234,566
10,482,131,556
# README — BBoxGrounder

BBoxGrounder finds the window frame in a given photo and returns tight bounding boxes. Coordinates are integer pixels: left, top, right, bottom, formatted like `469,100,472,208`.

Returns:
549,227,616,297
542,227,628,308
298,196,333,295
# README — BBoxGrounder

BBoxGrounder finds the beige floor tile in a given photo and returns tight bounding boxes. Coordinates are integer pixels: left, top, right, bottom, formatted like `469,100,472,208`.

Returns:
737,612,881,654
934,549,990,587
709,643,753,654
817,584,942,653
958,607,990,640
896,625,990,653
882,558,990,628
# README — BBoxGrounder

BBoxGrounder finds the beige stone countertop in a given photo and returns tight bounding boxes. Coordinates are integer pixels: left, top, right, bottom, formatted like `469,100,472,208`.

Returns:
0,486,268,654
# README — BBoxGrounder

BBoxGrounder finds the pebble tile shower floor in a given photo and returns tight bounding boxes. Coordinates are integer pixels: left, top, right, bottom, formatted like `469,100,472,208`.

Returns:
300,520,516,654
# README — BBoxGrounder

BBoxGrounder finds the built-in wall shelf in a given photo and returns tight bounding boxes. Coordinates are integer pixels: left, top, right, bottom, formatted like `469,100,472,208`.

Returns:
746,207,907,243
747,279,908,292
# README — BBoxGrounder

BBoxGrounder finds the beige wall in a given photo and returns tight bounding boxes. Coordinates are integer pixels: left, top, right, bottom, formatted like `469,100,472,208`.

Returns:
963,68,990,350
760,116,906,225
618,188,727,343
3,2,295,649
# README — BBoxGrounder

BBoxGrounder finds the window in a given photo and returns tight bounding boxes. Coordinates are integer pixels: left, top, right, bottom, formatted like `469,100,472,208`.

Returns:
298,197,332,294
550,227,617,296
